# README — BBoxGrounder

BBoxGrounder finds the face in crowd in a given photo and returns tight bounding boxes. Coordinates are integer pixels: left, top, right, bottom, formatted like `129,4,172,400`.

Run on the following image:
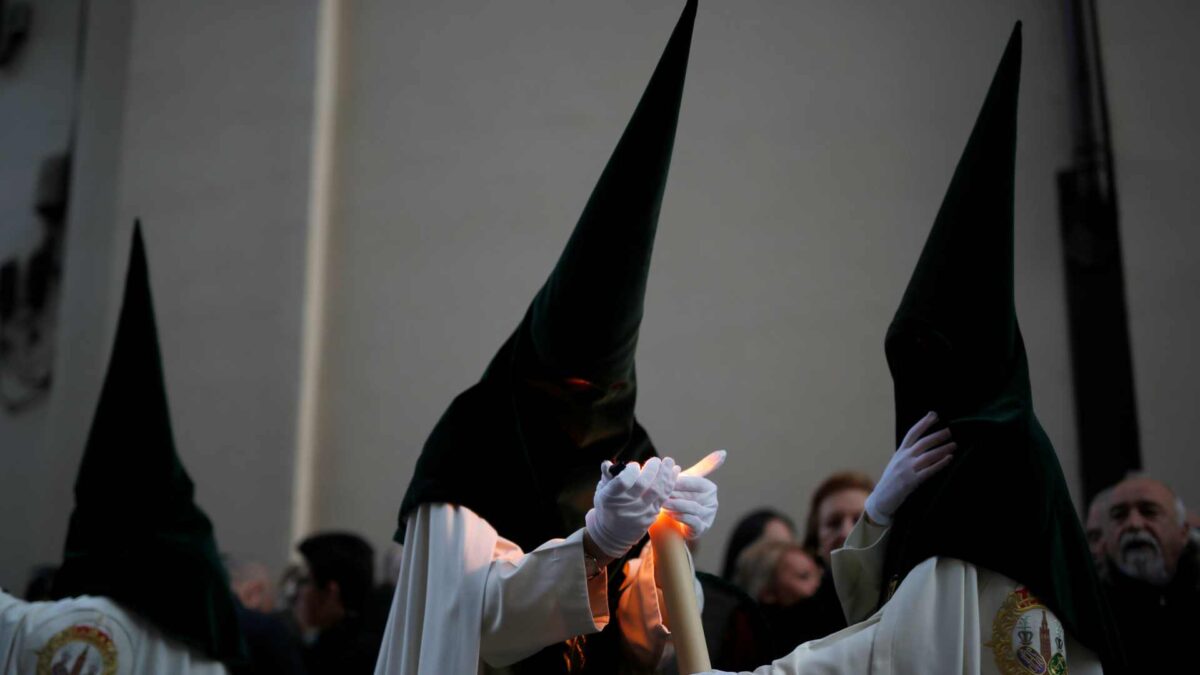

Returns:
1103,477,1189,587
294,561,347,633
816,487,869,565
761,516,796,545
229,561,275,614
762,547,822,605
1085,492,1110,564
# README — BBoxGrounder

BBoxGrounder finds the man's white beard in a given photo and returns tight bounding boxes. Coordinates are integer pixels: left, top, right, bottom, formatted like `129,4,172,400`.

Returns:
1116,530,1170,586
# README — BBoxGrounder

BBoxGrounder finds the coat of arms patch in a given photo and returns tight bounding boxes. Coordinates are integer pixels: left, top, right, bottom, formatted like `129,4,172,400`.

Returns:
988,586,1068,675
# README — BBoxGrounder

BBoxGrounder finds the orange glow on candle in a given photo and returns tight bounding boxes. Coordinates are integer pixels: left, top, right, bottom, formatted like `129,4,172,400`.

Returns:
649,501,711,671
654,509,689,537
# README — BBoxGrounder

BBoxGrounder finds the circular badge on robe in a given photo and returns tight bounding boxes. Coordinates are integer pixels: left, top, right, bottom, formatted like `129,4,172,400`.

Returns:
988,586,1068,675
36,623,119,675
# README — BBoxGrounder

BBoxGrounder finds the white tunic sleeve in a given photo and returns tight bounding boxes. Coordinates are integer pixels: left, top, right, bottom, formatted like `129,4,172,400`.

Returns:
480,524,610,666
374,503,610,675
0,590,30,670
830,514,891,624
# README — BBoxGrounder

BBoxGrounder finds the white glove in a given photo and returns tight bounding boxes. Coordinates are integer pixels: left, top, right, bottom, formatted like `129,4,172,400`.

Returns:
663,450,726,540
865,411,956,526
585,457,678,559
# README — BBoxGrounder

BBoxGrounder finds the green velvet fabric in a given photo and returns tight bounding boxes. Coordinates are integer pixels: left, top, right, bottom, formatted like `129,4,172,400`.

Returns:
53,224,247,665
396,0,697,554
880,24,1125,672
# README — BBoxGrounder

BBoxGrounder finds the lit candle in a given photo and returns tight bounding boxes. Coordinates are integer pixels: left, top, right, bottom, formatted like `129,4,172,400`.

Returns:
650,449,726,674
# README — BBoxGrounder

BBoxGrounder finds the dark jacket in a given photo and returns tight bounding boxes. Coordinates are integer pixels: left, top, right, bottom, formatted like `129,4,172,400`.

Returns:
232,602,307,675
301,615,382,675
761,571,846,660
1101,541,1200,673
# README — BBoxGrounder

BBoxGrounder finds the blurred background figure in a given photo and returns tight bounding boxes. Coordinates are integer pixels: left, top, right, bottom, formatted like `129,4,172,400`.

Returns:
228,557,277,614
716,472,877,661
771,471,876,648
732,538,824,661
224,555,306,675
294,532,380,675
705,508,808,667
277,564,304,618
1085,486,1113,566
692,570,773,673
1098,475,1199,673
720,508,797,581
734,540,821,607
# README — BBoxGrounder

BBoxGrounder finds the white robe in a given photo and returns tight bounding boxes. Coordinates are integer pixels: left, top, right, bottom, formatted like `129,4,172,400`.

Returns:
374,502,693,675
0,590,227,675
701,517,1103,675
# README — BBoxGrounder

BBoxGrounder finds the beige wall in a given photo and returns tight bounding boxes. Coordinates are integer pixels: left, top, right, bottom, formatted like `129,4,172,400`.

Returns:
312,0,1082,573
1099,0,1200,513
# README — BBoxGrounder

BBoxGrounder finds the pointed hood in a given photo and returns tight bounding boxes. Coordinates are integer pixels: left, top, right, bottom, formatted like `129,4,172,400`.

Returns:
524,0,696,383
398,1,698,559
879,24,1125,671
53,224,246,665
885,23,1022,435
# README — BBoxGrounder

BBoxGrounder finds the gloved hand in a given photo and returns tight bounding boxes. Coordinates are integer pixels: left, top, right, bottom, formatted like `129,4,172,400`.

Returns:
585,457,678,559
865,411,956,526
664,450,726,540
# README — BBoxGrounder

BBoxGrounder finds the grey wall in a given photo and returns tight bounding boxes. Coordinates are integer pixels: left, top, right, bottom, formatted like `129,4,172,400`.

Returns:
1099,0,1200,513
0,0,88,591
0,0,318,588
3,0,1196,588
313,0,1082,573
107,0,318,578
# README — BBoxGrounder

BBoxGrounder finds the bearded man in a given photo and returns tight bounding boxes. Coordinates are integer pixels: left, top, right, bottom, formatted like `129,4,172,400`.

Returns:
1100,475,1200,672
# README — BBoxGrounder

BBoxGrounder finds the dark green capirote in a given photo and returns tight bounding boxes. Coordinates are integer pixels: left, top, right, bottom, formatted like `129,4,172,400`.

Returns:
396,2,700,672
54,224,247,666
880,23,1125,673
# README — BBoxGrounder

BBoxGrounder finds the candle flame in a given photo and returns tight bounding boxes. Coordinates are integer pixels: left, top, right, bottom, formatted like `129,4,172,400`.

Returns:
681,449,727,478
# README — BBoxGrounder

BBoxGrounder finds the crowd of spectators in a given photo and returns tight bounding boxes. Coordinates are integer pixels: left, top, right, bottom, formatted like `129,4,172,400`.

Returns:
19,532,396,675
19,468,1196,672
721,470,1200,668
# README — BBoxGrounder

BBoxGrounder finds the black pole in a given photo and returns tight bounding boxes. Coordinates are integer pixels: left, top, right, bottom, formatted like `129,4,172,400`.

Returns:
1057,0,1141,503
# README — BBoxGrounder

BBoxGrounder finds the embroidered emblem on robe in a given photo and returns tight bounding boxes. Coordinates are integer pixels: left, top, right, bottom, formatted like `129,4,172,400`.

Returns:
987,586,1068,675
36,623,119,675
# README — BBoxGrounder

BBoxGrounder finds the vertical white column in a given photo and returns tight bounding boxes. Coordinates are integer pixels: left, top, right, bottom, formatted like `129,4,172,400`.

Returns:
292,0,344,546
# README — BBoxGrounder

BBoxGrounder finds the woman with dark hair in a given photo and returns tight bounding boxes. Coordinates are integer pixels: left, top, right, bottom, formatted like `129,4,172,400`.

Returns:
721,509,797,581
